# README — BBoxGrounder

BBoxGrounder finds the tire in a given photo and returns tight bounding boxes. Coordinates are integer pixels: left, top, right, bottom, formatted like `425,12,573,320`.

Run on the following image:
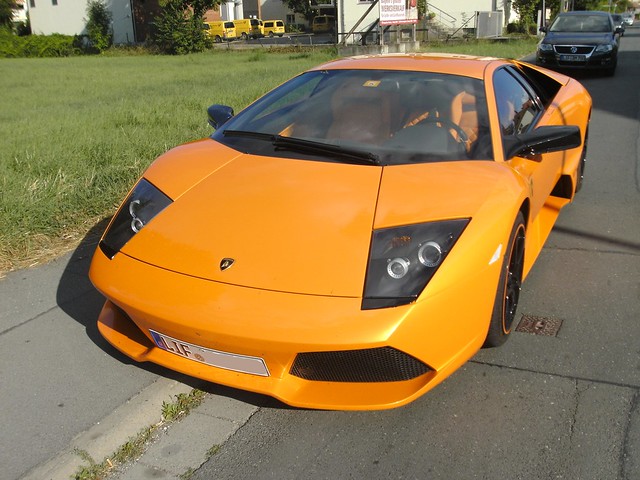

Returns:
483,212,526,348
241,32,248,40
214,35,222,43
269,31,274,38
575,126,588,193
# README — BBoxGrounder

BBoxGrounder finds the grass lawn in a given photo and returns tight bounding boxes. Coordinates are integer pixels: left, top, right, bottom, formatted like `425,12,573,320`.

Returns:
0,39,538,274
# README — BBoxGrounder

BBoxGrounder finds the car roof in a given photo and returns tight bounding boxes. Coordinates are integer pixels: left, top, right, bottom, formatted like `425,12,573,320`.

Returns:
309,53,503,80
556,10,611,17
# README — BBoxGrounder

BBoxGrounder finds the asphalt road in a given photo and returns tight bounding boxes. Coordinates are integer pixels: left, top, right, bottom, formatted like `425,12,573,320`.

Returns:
1,31,639,480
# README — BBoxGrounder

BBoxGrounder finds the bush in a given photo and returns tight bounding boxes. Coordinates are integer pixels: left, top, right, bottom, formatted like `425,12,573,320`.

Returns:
0,28,83,57
86,0,112,53
506,21,537,35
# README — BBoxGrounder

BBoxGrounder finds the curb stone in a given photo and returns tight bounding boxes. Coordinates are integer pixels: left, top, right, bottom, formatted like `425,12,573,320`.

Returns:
21,378,192,480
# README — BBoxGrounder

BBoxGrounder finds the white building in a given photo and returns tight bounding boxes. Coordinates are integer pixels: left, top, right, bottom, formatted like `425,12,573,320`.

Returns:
28,0,136,44
12,1,28,23
426,0,517,30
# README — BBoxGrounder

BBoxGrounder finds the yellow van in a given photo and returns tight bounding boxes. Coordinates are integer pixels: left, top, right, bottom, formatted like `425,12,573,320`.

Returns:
312,15,335,34
204,21,236,42
263,20,285,37
233,18,264,40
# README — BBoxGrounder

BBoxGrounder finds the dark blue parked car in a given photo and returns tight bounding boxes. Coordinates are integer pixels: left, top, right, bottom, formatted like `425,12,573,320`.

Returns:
537,11,622,76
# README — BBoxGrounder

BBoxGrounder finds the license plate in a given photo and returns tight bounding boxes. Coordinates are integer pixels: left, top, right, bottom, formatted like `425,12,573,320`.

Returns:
149,330,269,377
560,54,585,62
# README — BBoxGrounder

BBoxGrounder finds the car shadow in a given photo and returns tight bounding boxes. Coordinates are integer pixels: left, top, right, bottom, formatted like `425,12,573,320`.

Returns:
55,218,281,409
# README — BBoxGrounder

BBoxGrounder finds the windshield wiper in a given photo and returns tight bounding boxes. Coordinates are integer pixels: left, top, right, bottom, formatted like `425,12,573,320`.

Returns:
222,129,380,166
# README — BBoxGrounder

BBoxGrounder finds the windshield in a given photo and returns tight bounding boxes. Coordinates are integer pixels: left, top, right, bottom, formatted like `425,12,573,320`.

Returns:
549,14,612,33
213,69,492,165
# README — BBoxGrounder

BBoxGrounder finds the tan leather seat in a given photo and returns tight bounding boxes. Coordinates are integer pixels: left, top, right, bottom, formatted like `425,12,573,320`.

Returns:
451,91,479,145
326,81,394,144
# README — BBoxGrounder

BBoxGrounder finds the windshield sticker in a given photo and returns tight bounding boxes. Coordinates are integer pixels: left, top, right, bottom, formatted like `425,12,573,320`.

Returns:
363,80,381,88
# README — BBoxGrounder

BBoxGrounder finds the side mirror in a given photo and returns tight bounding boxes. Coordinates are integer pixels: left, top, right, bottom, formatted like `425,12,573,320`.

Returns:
615,26,624,34
207,104,234,130
503,125,581,160
539,25,548,33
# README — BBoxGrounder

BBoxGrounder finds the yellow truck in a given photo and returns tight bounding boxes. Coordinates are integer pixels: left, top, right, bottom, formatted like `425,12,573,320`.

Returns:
263,20,285,37
204,21,236,42
312,15,335,34
233,18,264,40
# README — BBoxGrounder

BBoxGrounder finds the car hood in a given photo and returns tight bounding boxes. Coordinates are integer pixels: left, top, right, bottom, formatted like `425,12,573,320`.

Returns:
120,139,507,297
541,32,613,45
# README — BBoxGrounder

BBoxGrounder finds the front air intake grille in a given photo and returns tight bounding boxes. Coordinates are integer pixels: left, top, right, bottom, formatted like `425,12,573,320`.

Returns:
554,45,594,55
290,347,431,383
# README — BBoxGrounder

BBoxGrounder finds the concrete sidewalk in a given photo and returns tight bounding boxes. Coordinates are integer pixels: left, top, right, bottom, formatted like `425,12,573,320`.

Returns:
22,376,261,480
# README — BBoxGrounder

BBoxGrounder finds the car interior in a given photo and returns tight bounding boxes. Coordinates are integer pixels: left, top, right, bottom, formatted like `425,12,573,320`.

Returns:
284,74,486,159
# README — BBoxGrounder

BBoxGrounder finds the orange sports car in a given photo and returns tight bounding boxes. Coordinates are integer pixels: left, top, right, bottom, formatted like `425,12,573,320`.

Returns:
89,54,591,410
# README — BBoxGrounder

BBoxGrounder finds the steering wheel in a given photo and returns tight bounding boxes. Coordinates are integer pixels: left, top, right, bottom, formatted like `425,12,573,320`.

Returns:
415,117,469,145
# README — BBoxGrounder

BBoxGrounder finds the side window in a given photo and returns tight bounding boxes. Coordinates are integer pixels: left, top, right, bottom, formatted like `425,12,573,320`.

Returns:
494,68,541,136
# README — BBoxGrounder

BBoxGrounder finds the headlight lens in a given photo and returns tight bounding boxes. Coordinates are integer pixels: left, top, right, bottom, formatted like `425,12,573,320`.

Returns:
595,44,613,53
538,43,553,52
362,219,469,309
99,178,172,259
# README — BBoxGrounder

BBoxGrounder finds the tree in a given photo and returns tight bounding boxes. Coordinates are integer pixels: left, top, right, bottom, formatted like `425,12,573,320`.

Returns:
281,0,315,24
151,0,224,54
512,0,537,31
86,0,112,52
0,0,19,28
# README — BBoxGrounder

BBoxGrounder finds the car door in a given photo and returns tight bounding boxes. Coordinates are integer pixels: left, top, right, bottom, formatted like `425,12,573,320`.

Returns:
493,66,564,219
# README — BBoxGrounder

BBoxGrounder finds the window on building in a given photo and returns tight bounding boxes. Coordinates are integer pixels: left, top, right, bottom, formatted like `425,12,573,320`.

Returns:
29,0,35,7
52,0,57,4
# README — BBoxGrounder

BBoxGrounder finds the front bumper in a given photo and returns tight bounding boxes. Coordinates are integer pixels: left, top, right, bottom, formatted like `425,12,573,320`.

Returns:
90,249,497,410
536,48,616,70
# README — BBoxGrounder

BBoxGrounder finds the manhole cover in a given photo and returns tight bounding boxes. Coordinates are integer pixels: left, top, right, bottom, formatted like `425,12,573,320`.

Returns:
515,315,563,337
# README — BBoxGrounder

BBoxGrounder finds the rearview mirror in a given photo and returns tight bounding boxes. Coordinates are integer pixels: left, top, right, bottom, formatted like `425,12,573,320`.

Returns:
207,104,234,130
503,125,581,160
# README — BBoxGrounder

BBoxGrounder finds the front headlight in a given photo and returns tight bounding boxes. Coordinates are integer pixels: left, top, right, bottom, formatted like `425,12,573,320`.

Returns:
538,43,553,52
595,44,613,53
362,219,469,310
99,178,172,259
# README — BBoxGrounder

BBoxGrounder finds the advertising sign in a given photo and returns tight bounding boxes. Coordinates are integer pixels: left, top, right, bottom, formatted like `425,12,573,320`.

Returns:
379,0,418,26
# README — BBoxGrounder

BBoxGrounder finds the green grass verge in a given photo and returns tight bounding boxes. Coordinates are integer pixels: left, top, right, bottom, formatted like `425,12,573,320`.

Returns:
0,40,537,273
73,389,206,480
0,48,337,272
420,36,539,58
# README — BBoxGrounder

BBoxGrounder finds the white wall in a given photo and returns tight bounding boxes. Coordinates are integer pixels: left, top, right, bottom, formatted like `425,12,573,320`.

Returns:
12,1,28,23
28,0,135,44
340,0,382,43
29,0,87,35
427,0,517,29
337,0,518,43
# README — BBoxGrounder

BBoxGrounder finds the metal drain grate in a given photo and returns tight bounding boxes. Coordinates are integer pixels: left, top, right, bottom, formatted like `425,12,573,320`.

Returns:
515,315,563,337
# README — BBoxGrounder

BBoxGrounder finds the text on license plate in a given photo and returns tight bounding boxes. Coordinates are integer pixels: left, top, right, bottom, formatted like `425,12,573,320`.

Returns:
560,54,585,62
149,330,269,377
